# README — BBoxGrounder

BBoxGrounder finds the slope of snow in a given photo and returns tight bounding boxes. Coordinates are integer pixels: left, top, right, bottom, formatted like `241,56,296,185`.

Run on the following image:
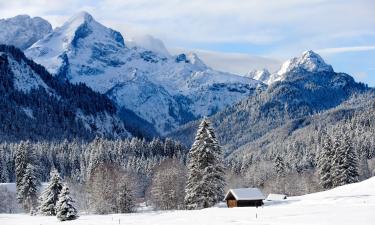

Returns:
0,15,52,50
7,56,50,93
25,12,261,134
1,178,374,225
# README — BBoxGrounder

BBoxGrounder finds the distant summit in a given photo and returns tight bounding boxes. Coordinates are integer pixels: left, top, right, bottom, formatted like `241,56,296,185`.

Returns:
0,15,52,50
250,50,334,85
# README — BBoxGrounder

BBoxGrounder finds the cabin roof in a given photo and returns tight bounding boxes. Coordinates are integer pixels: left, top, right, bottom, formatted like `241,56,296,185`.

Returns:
224,188,265,201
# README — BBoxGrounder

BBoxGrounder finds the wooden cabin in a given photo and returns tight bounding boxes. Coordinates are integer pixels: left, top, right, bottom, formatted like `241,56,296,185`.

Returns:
224,188,265,208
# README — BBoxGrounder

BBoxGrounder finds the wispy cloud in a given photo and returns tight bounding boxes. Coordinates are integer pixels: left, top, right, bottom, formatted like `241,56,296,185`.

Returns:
170,48,281,74
317,46,375,54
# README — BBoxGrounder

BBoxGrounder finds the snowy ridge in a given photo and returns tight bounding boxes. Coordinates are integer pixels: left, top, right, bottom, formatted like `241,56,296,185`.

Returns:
246,68,271,83
25,12,262,134
0,15,52,50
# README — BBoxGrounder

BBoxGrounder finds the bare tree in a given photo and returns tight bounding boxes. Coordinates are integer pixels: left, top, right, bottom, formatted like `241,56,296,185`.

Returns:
149,159,186,210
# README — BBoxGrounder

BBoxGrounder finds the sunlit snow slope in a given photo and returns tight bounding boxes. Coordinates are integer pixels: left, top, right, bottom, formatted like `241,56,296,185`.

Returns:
1,177,374,225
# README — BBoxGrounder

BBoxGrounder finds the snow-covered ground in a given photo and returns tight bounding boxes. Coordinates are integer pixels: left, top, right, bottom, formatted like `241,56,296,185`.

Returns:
1,177,374,225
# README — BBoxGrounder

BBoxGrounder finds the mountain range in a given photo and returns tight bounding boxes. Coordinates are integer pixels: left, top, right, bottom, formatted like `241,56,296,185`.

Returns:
0,12,373,159
24,12,262,137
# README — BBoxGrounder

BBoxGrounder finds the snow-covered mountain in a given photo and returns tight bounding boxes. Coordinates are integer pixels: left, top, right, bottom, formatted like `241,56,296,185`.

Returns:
251,50,334,85
170,50,369,151
0,15,52,50
246,68,271,83
0,45,130,141
25,12,262,135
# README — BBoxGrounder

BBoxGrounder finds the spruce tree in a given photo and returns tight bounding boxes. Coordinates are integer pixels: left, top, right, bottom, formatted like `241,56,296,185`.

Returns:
39,169,63,215
15,142,28,203
19,164,40,213
317,133,334,189
56,185,78,221
184,118,225,209
332,131,359,187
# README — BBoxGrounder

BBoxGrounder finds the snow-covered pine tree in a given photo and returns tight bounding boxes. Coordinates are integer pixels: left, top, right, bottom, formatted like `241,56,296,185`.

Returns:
317,132,334,189
184,118,225,209
39,169,63,215
332,130,359,187
19,163,40,213
0,147,9,182
274,155,286,194
274,155,286,177
15,142,28,203
56,185,78,221
116,179,135,213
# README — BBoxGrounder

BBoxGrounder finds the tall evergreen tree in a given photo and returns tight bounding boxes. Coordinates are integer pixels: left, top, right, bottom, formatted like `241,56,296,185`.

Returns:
15,142,28,201
19,164,40,213
39,169,63,215
317,133,334,189
184,118,225,209
0,147,9,182
332,131,359,187
15,142,40,212
56,185,78,221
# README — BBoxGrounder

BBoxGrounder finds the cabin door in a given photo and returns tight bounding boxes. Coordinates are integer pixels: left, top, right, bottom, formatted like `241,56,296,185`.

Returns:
227,200,237,208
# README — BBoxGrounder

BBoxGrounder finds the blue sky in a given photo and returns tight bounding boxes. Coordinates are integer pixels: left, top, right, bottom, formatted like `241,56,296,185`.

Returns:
0,0,374,86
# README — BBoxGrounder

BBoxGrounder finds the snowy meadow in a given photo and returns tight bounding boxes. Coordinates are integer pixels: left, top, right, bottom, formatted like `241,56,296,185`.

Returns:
2,177,375,225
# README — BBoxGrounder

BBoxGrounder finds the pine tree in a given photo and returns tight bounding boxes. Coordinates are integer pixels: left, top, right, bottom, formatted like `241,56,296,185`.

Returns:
184,118,225,209
0,147,9,182
274,155,286,193
15,142,28,203
56,185,78,221
332,131,359,187
274,156,286,177
317,133,334,189
19,164,40,213
39,169,63,215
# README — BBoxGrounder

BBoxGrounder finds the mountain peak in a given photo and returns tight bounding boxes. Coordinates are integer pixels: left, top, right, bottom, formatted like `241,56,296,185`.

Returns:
67,11,94,25
0,15,52,50
277,50,333,76
246,69,271,83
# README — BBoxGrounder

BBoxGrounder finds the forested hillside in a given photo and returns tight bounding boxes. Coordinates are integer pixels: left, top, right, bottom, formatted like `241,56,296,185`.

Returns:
0,45,130,141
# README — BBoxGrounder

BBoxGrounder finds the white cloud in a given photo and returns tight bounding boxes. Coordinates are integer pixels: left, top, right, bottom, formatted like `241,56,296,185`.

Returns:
316,46,375,54
1,0,373,49
170,48,281,75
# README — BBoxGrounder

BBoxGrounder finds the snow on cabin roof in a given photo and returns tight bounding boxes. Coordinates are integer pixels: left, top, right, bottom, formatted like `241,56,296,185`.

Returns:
224,188,265,201
266,193,287,201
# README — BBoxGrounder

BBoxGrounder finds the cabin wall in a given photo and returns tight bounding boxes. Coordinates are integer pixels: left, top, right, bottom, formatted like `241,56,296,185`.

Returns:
236,200,263,207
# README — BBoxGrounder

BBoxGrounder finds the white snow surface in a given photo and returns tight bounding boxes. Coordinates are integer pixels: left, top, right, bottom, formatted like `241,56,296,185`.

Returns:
25,12,261,134
266,193,287,201
1,177,374,225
